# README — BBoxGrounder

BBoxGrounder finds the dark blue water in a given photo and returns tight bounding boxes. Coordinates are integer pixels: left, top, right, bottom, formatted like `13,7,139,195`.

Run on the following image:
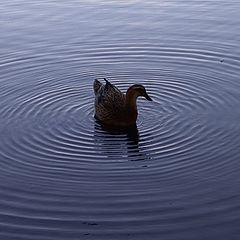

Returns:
1,1,240,239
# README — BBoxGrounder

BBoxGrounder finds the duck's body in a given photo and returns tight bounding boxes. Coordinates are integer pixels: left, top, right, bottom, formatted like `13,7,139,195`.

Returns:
93,78,152,128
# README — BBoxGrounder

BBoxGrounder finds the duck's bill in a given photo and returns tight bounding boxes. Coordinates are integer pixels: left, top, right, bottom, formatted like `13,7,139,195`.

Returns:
144,93,153,101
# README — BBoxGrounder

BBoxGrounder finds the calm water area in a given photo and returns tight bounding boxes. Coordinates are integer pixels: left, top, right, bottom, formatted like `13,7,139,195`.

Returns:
0,0,240,239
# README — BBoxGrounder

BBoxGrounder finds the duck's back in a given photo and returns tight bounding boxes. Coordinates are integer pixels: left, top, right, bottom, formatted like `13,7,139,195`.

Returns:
94,79,126,124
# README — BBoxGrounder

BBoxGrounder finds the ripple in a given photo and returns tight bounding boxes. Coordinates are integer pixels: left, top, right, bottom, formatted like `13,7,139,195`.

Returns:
1,39,240,239
1,41,240,177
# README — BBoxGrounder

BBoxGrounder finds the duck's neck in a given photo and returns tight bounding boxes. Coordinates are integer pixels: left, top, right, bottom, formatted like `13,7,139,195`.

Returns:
125,90,138,112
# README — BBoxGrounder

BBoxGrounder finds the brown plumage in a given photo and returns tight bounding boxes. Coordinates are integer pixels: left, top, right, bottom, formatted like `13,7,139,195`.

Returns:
93,78,152,128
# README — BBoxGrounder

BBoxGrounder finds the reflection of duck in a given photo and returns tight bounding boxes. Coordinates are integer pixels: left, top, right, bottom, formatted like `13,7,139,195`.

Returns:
94,121,149,161
93,78,152,128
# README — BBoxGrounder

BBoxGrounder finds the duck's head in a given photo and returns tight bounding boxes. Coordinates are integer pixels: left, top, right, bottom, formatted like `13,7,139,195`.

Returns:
127,84,152,101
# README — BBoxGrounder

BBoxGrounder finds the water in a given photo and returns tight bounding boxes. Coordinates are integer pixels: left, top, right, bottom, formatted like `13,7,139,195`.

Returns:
1,0,240,239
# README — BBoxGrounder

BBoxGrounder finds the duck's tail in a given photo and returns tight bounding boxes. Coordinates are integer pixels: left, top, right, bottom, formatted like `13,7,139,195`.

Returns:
93,79,102,94
94,78,111,94
103,78,111,90
103,78,110,85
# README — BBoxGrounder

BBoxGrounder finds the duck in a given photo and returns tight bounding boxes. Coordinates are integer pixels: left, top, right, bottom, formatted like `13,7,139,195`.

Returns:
93,78,152,128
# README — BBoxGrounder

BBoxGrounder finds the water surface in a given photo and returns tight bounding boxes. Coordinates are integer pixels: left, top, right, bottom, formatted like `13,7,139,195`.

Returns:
1,0,240,239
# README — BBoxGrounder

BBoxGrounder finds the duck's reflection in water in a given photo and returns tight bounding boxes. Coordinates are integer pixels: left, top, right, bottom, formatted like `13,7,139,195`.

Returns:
94,120,149,161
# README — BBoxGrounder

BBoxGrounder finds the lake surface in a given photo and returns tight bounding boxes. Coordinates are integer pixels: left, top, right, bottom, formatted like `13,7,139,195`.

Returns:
1,0,240,239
